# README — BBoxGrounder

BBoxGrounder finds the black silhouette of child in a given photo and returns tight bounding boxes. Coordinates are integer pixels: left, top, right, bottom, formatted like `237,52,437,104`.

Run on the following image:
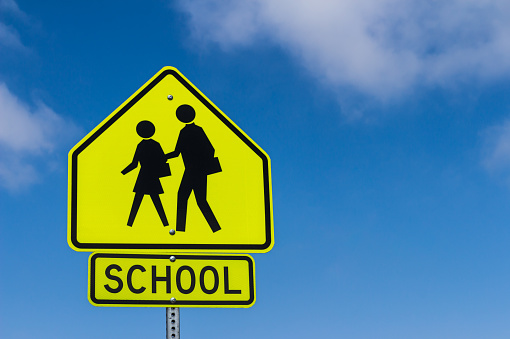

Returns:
122,120,169,227
166,104,221,232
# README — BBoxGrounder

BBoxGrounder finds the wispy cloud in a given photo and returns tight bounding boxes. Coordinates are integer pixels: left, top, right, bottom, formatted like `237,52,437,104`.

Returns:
0,21,24,49
481,119,510,183
0,83,79,191
177,0,510,101
0,0,27,50
0,0,26,18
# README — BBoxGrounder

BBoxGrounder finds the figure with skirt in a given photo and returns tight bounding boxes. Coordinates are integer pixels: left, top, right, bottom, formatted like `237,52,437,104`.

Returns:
122,120,170,227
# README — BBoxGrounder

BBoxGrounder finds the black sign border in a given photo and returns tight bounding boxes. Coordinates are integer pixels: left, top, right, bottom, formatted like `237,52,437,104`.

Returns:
70,68,272,252
89,253,255,306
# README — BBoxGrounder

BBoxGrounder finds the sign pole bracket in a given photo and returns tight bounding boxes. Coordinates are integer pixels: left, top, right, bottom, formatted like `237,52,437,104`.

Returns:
166,307,180,339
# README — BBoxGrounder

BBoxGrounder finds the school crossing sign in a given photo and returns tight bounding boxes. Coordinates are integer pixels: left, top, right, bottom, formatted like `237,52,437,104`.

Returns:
68,67,273,253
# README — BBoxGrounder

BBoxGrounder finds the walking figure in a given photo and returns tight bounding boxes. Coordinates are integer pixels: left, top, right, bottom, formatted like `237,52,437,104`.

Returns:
166,104,221,232
122,120,170,227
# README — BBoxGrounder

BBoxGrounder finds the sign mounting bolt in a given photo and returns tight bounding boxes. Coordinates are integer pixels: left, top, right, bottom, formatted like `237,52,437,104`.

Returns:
170,297,177,304
167,94,173,100
169,256,176,262
169,229,176,235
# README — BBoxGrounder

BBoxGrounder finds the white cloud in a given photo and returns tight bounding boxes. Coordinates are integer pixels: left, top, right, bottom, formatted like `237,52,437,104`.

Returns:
0,1,75,191
0,83,78,191
177,0,510,100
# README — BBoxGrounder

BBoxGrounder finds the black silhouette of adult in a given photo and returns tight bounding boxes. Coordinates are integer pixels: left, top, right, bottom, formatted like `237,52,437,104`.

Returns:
122,120,169,227
166,104,221,232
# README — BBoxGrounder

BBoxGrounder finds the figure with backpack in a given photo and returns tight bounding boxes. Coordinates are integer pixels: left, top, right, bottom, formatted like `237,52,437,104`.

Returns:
166,104,222,233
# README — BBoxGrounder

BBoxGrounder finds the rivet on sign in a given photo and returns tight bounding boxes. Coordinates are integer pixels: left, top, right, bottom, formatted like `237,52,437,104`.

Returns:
170,297,177,304
169,229,176,235
167,94,173,100
169,256,176,262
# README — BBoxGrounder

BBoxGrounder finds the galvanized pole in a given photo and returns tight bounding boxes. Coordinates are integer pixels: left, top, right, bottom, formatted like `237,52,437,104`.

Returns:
166,307,180,339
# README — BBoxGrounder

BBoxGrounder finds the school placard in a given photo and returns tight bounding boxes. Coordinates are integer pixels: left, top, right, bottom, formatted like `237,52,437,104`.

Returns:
89,253,255,308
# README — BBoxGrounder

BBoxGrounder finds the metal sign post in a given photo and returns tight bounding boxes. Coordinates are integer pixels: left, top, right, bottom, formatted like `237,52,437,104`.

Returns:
166,307,180,339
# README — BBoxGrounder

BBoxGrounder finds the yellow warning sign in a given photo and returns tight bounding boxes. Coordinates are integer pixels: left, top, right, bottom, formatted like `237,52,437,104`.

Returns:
68,67,273,253
89,253,255,308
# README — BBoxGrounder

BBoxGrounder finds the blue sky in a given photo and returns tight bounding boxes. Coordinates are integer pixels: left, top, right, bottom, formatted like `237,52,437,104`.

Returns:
3,0,510,338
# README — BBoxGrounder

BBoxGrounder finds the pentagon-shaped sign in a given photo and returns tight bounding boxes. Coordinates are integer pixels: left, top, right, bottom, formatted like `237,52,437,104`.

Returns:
68,67,273,253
